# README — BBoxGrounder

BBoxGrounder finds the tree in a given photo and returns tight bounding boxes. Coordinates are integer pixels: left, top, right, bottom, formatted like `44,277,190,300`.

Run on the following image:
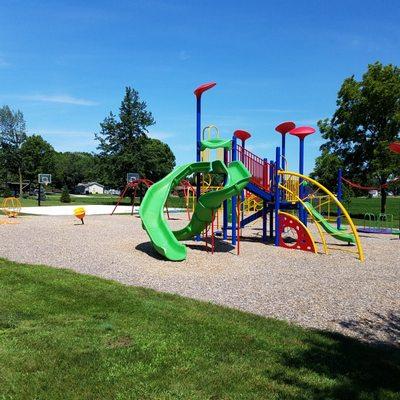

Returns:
316,62,400,212
60,185,71,203
20,135,56,183
310,149,343,190
54,152,97,191
0,106,27,195
95,87,175,187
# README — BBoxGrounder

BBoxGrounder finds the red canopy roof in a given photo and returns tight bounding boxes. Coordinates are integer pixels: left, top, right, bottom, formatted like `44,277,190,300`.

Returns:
389,142,400,154
194,82,216,98
275,121,296,135
234,130,251,142
289,126,315,140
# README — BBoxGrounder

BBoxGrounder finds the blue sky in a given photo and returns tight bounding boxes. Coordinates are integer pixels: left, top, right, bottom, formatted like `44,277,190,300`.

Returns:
0,0,399,174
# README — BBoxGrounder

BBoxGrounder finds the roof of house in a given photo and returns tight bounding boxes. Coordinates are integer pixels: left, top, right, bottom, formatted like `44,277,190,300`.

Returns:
76,182,104,188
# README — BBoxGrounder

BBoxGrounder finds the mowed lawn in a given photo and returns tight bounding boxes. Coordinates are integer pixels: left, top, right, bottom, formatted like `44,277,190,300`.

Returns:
0,259,399,399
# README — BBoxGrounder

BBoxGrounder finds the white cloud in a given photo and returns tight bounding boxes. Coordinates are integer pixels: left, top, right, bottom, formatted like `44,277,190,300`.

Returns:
148,131,175,140
19,94,98,106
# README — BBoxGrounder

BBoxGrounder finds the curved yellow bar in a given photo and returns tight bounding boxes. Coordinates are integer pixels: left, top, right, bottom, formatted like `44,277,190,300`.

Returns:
279,170,365,262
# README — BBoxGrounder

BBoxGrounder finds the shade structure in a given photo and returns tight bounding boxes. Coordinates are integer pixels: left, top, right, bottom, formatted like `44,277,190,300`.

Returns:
289,126,315,140
234,129,251,142
194,82,217,98
275,121,296,135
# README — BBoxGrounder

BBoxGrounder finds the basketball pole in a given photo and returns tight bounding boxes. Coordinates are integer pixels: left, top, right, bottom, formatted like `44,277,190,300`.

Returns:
38,182,41,207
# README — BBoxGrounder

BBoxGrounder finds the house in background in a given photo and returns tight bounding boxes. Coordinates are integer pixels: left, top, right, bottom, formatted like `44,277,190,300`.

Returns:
368,189,379,198
75,182,104,195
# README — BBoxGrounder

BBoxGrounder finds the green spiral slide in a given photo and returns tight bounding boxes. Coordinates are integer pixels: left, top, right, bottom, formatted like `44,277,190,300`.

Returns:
139,160,251,261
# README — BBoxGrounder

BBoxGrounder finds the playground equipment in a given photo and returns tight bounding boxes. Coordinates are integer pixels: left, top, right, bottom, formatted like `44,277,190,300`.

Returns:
74,207,86,224
1,197,21,218
139,82,364,261
357,213,400,235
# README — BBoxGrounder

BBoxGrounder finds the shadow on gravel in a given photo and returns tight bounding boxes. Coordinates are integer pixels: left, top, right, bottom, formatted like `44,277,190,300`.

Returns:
135,242,165,260
337,310,400,347
277,329,400,399
187,238,235,253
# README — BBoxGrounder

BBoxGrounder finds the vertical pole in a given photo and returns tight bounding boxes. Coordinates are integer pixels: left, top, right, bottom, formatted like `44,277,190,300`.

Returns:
195,96,201,241
298,138,306,225
231,136,237,246
262,200,267,242
269,209,274,238
274,147,281,246
337,168,342,230
281,133,286,161
211,210,215,255
38,182,41,207
236,196,240,255
223,148,228,240
240,139,245,222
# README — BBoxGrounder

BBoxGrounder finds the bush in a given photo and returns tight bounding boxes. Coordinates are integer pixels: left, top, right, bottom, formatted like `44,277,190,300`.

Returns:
60,186,71,203
2,187,13,198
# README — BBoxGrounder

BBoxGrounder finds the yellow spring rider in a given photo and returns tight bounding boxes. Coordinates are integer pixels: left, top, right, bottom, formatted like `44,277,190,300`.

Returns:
74,207,86,224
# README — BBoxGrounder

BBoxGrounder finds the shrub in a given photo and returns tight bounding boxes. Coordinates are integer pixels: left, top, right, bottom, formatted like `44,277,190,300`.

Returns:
60,186,71,203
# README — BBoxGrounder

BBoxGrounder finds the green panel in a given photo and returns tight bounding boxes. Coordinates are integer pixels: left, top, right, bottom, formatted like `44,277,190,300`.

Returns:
201,138,232,150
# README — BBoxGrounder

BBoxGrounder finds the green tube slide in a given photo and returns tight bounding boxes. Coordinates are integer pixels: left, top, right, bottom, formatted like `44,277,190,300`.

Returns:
303,201,355,244
139,160,251,261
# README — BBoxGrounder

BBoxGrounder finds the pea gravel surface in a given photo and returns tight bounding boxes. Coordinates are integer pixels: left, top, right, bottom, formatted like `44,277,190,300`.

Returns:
1,213,399,346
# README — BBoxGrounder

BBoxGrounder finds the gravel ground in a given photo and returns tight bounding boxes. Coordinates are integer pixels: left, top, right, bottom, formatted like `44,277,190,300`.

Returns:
1,213,399,347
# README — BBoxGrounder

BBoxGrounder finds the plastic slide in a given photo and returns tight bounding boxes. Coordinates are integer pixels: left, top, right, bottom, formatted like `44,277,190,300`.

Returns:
139,160,251,261
303,201,355,244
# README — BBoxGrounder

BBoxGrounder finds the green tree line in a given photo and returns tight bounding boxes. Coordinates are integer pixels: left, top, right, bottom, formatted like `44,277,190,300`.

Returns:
311,62,400,212
0,87,176,195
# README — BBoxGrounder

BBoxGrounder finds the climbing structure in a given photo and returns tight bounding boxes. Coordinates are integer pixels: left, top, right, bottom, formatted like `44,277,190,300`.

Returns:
139,82,365,262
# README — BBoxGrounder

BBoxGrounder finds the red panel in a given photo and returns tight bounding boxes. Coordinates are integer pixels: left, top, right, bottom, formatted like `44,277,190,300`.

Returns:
275,121,296,135
289,126,315,140
194,82,217,97
234,130,252,142
389,142,400,154
278,213,316,253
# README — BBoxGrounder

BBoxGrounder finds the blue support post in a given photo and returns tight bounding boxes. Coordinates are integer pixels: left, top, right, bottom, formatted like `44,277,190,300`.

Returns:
262,200,267,242
269,209,274,238
274,147,281,246
337,168,342,230
195,97,201,241
223,148,228,240
231,136,238,245
298,138,306,225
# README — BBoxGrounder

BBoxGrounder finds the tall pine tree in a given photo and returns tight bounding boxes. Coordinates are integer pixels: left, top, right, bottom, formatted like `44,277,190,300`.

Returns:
95,87,175,186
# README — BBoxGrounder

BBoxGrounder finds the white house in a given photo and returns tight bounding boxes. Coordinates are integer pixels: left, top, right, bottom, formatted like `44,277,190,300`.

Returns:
75,182,104,195
368,189,379,198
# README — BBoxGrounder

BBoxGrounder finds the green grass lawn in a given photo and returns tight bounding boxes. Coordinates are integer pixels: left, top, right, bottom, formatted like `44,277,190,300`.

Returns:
313,196,400,227
0,259,399,399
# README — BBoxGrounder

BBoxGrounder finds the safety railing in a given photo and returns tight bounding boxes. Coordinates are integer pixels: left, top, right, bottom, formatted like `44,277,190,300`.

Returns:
232,144,272,191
